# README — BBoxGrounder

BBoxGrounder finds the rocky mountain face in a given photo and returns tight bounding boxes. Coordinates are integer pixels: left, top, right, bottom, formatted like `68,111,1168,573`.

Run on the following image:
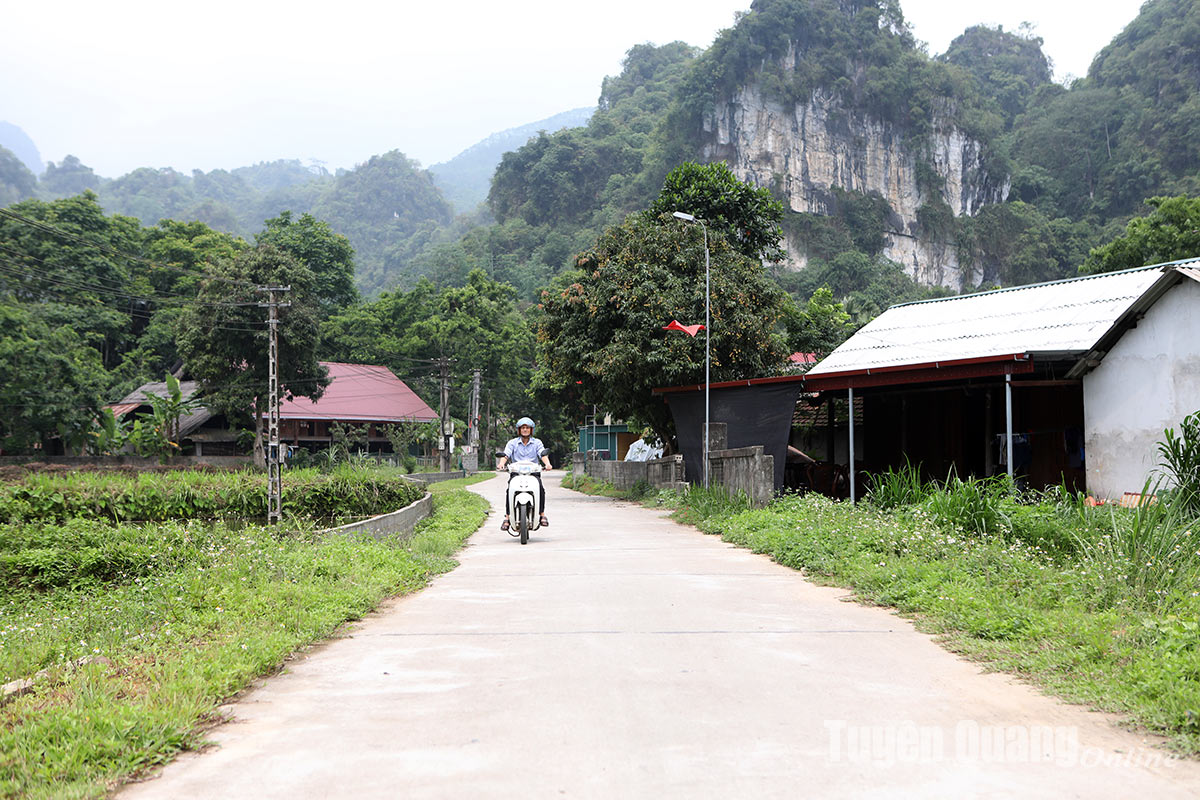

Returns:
702,84,1010,290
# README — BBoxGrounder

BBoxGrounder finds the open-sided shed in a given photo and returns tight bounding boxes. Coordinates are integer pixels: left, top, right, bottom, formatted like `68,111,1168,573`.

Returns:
656,259,1200,500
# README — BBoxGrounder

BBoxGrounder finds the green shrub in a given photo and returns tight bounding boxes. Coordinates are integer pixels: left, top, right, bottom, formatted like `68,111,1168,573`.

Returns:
0,468,423,523
1007,504,1081,559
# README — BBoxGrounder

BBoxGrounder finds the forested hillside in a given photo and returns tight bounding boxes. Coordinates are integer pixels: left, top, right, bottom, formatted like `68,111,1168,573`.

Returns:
6,0,1195,305
429,107,594,213
467,0,1198,311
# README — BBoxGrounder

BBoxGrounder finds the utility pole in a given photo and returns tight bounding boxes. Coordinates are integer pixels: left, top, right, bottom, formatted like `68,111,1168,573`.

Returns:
257,286,290,524
439,357,451,473
465,368,481,472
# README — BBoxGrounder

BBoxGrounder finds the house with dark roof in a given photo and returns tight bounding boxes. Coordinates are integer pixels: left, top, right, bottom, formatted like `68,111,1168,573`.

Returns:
655,259,1200,500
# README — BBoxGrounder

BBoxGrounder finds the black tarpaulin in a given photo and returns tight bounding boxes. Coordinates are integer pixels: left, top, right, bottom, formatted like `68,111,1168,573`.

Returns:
665,383,802,491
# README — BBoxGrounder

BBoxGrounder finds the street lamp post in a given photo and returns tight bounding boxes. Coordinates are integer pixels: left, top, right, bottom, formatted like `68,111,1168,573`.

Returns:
672,211,710,489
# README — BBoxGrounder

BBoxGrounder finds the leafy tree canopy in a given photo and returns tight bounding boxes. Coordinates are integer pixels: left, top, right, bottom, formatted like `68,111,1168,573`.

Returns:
40,155,102,196
784,287,854,359
940,24,1052,129
256,211,358,316
0,302,107,454
649,161,785,262
175,244,328,462
1080,195,1200,274
536,212,788,448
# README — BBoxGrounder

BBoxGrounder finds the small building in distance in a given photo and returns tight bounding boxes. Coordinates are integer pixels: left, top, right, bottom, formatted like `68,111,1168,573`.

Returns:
111,362,437,457
279,362,437,453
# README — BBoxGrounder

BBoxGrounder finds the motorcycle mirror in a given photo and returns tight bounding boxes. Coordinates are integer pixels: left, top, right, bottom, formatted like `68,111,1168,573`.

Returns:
539,448,549,457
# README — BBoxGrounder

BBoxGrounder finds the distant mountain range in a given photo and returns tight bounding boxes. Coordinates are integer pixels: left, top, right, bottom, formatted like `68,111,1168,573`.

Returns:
0,108,599,295
429,107,594,212
0,122,43,175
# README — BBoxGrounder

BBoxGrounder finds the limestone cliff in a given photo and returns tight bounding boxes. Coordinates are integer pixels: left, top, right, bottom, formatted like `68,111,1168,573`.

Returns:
701,84,1010,290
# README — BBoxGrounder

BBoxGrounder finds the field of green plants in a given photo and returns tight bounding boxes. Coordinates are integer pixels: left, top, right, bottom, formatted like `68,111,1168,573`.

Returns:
564,416,1200,753
0,467,491,799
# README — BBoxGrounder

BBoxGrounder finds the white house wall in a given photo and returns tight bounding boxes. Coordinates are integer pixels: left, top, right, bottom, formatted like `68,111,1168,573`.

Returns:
1083,278,1200,499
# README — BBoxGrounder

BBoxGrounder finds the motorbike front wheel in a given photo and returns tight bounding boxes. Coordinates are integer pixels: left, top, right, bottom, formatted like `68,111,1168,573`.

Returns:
516,505,529,545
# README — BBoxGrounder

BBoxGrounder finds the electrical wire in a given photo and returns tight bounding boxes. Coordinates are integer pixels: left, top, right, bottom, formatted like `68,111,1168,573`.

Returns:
0,245,260,308
0,258,262,313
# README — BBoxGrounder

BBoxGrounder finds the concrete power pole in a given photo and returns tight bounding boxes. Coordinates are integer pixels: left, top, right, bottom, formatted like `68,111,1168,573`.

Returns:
439,357,451,473
464,368,481,472
257,285,290,525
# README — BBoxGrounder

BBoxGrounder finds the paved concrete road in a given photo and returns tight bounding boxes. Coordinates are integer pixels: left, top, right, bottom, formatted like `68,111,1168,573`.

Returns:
121,473,1200,799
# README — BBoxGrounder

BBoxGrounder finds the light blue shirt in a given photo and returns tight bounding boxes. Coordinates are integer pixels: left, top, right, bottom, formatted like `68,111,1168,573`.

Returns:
504,437,545,463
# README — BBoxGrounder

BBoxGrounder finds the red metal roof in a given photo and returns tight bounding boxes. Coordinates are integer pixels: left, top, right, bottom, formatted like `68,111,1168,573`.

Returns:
107,402,141,418
279,362,437,422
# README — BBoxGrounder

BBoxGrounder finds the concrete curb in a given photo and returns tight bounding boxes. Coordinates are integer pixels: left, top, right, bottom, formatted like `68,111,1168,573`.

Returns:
2,655,113,705
320,492,433,542
405,471,468,484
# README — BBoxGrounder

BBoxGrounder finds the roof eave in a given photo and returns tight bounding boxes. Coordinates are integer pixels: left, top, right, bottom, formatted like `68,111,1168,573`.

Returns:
1065,267,1193,379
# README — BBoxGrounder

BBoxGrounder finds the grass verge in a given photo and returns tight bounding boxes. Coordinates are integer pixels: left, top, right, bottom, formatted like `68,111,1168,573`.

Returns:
0,488,489,799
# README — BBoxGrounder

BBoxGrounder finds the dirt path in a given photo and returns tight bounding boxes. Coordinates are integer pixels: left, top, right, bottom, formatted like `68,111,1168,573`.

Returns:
120,473,1200,798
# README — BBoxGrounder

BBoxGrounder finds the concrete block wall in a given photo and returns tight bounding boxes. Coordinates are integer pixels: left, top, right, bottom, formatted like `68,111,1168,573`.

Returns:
570,449,772,503
571,452,688,493
708,446,774,507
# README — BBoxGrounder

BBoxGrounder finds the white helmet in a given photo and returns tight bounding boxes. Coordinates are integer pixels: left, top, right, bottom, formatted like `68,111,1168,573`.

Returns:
516,416,535,433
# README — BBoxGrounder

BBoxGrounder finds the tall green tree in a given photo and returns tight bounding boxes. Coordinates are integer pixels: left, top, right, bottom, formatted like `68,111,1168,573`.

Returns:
536,212,788,449
648,161,786,263
0,303,106,454
175,244,328,465
784,288,854,360
256,211,358,317
1081,195,1200,274
319,270,537,458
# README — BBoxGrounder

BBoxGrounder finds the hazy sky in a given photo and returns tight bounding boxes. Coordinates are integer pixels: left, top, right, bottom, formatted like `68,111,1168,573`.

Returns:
2,0,1148,178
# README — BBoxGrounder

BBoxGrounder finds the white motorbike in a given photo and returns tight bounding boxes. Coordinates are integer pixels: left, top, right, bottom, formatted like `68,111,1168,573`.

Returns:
506,460,544,545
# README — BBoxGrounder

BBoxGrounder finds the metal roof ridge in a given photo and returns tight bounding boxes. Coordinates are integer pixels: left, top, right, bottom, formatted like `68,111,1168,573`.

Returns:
886,262,1170,311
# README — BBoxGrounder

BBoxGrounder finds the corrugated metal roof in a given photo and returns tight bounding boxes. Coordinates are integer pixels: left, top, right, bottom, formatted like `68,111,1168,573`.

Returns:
807,263,1185,376
279,362,437,422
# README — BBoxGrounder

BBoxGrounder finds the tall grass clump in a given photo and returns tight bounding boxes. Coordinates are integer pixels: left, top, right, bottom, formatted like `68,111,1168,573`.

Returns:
1079,479,1200,608
670,486,753,526
866,460,928,510
1158,409,1200,513
922,472,1014,537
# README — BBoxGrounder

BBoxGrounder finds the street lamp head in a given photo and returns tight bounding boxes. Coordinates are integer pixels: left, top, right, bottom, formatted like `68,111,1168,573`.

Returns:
672,211,696,222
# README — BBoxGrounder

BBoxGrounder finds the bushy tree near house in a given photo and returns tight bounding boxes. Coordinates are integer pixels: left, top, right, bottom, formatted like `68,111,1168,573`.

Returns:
536,211,788,450
175,244,329,466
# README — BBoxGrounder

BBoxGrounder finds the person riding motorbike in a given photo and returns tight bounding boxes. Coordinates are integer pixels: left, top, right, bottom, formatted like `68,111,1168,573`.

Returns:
497,416,552,530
